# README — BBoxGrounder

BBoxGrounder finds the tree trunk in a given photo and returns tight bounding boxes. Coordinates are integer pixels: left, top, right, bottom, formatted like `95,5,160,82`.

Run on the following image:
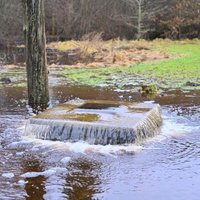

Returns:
22,0,49,112
137,0,142,39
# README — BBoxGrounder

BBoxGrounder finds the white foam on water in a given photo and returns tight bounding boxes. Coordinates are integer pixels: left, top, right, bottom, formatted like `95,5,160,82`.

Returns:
2,173,15,178
21,167,67,178
43,173,68,200
145,115,199,145
20,164,69,200
18,125,26,132
43,189,68,200
22,136,143,156
60,157,71,164
7,140,33,149
161,117,198,137
143,101,155,104
6,112,199,158
17,180,27,186
16,152,24,156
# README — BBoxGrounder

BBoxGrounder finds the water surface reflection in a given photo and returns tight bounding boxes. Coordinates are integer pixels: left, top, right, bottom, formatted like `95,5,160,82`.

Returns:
22,157,46,200
65,158,102,200
0,84,200,200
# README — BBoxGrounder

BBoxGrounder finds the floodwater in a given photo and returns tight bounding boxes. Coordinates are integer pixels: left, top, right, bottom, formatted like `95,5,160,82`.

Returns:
0,82,200,200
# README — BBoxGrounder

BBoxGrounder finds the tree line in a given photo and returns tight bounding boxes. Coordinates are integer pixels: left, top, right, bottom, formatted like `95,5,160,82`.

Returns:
0,0,200,45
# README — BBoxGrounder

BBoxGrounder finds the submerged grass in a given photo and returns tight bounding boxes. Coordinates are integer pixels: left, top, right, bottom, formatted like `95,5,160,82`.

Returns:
0,66,27,88
62,39,200,90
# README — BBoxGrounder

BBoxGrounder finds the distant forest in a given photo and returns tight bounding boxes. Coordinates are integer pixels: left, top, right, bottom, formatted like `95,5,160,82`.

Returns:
0,0,200,45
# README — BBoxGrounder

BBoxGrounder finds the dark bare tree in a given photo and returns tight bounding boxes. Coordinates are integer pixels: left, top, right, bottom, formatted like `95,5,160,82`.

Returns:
0,0,23,45
160,0,200,39
22,0,49,112
1,0,200,44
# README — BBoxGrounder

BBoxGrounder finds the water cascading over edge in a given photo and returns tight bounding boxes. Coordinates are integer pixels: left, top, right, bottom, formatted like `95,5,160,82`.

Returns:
24,100,162,145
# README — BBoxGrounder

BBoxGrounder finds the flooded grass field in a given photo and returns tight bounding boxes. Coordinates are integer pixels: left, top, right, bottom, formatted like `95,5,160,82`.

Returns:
0,40,199,200
0,80,200,200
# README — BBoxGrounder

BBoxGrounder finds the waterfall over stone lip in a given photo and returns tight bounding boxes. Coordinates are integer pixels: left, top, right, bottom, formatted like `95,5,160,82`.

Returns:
24,99,162,145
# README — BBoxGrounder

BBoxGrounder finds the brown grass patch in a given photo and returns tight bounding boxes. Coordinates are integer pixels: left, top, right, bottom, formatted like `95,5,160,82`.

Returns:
48,38,172,67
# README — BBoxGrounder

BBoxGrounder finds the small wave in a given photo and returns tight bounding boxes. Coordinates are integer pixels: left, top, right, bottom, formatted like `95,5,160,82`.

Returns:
21,167,67,178
22,137,143,156
2,173,14,179
147,115,199,144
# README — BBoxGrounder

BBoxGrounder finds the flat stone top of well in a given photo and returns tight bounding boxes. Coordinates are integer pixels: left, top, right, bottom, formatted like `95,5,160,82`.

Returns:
34,99,160,128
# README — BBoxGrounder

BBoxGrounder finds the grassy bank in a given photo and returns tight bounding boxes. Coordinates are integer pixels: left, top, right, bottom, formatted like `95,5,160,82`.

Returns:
1,39,200,91
60,39,200,91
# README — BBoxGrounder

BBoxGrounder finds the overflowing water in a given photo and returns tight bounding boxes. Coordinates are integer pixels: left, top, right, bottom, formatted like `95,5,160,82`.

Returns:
0,83,200,200
25,100,162,145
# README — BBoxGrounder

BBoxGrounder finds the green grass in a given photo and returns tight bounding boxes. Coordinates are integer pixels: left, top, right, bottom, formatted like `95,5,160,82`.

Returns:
0,67,27,88
62,40,200,90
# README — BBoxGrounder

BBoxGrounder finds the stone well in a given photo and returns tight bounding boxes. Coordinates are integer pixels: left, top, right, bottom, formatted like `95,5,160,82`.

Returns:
25,99,162,145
